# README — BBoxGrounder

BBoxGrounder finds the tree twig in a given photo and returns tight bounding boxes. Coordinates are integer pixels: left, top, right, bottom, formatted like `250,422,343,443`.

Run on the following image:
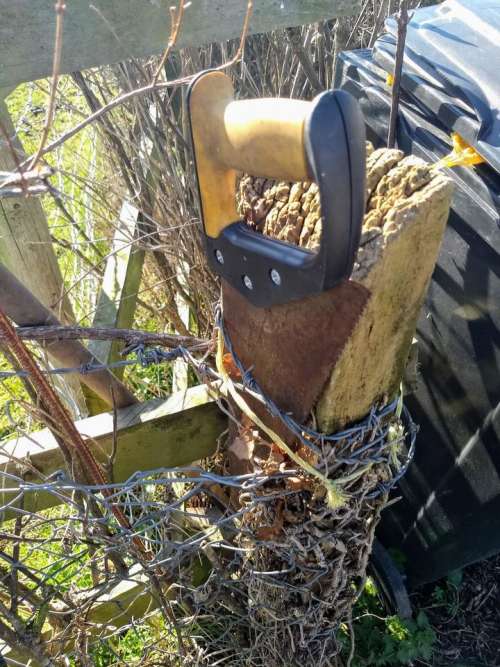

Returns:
152,0,186,86
387,1,412,148
29,0,66,169
285,27,323,95
227,0,253,68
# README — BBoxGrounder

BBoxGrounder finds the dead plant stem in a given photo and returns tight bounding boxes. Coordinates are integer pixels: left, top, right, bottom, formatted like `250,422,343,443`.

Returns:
29,0,66,169
153,0,186,85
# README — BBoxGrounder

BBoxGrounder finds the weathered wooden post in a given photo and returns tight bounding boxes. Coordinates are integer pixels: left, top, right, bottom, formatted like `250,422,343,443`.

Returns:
224,147,453,662
235,148,453,430
0,97,89,414
88,200,145,378
0,99,74,324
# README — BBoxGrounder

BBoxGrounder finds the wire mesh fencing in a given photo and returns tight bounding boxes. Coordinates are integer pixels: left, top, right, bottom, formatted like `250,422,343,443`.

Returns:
0,393,415,666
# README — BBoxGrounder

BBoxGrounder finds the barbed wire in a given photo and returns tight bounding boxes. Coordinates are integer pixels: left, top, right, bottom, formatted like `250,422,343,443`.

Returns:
0,307,417,501
0,308,417,666
0,343,189,378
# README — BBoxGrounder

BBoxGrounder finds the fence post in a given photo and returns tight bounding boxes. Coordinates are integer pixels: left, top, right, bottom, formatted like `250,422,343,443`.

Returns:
0,94,88,415
0,97,74,323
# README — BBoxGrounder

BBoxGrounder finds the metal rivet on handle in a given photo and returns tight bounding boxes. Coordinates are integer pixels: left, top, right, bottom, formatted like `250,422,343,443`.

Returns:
243,275,253,290
215,249,224,264
270,269,281,286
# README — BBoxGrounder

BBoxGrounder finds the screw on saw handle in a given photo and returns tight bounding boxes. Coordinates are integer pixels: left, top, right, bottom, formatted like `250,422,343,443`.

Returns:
187,70,366,308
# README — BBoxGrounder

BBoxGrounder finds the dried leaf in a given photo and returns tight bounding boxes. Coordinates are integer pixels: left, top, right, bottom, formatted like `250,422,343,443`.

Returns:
295,442,319,467
285,476,315,492
222,352,241,379
255,501,284,540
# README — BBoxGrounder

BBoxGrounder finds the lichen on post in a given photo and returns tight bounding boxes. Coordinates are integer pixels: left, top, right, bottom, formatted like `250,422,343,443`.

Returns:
227,146,453,663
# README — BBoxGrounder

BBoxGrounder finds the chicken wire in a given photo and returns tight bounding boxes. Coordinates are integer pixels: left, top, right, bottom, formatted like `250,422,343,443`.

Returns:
0,377,415,666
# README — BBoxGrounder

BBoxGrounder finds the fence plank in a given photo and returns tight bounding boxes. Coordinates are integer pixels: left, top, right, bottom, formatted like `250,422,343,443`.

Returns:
89,200,145,378
0,384,225,521
87,564,162,627
0,0,359,90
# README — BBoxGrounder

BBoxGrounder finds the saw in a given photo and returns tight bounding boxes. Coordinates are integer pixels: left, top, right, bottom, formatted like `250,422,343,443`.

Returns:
187,71,370,423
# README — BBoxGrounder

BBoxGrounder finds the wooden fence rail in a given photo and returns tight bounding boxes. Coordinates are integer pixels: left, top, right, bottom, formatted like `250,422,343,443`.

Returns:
0,1,359,90
0,265,137,410
0,384,224,522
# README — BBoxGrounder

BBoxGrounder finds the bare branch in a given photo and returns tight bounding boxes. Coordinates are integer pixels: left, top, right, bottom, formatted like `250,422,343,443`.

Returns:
152,0,186,86
29,0,66,169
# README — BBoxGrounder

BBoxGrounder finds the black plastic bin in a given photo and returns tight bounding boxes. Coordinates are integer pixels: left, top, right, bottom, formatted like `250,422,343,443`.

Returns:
335,0,500,587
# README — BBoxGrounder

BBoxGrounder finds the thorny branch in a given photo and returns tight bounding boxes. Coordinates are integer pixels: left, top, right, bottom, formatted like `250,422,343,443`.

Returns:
0,307,149,557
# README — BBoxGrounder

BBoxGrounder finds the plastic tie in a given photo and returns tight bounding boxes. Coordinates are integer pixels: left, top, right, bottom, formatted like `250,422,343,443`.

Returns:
437,132,486,169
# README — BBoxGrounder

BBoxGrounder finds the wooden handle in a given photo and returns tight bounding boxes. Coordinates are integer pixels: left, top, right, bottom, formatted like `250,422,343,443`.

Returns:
221,98,311,180
189,71,313,238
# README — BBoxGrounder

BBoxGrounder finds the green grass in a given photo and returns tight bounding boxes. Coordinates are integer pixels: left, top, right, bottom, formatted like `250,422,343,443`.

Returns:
88,621,175,667
0,360,31,439
6,79,112,300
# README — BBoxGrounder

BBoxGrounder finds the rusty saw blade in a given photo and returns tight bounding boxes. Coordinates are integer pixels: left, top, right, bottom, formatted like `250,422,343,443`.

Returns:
222,279,370,425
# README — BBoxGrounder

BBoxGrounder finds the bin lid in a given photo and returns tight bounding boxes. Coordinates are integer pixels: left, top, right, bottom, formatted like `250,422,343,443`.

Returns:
376,0,500,173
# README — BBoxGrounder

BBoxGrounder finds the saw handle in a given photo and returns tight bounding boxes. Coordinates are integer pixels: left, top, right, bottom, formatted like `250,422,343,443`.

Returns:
187,70,366,308
188,71,312,238
218,98,311,182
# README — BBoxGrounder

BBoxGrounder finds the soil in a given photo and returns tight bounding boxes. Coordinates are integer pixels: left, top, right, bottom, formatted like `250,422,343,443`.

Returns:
414,553,500,667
